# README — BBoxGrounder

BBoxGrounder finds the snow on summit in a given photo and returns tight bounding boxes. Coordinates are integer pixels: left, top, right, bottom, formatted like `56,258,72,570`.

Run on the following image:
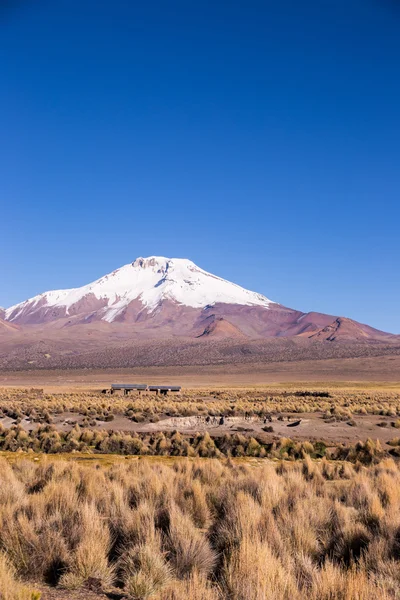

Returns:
5,257,274,323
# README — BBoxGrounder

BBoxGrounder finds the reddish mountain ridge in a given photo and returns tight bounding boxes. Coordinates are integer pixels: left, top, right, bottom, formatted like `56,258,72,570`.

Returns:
197,316,246,339
2,257,395,344
308,317,392,342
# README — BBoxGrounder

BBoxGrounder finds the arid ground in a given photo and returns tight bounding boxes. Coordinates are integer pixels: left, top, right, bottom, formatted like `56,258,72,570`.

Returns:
1,351,400,388
2,363,400,599
1,378,400,455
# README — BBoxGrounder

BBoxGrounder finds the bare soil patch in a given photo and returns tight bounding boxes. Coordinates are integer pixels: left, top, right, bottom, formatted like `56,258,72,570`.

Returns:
34,584,111,600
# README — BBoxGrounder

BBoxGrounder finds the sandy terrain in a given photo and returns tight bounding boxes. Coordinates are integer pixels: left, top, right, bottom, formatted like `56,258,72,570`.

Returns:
1,354,400,391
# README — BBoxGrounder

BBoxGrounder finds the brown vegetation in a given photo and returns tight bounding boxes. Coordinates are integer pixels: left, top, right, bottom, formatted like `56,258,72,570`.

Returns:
1,387,400,462
1,457,400,598
0,423,392,463
1,386,400,423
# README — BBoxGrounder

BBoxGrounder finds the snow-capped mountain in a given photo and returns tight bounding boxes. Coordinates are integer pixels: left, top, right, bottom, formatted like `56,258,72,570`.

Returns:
5,257,274,325
2,257,395,343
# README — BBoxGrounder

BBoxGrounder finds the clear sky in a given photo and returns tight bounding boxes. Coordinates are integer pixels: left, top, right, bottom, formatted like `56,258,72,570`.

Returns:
1,0,399,332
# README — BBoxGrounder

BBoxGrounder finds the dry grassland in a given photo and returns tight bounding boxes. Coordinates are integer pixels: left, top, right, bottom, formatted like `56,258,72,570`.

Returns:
1,386,400,461
1,457,400,599
0,386,400,599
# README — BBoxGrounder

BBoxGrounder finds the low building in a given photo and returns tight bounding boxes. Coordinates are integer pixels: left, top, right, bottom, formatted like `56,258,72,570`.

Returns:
106,383,181,395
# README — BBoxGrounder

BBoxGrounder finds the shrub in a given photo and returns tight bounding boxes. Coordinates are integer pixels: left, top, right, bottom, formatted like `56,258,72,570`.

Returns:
59,503,115,590
167,505,217,577
120,544,171,599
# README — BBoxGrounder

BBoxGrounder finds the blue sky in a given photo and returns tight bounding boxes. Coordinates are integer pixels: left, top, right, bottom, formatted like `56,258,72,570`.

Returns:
1,0,399,332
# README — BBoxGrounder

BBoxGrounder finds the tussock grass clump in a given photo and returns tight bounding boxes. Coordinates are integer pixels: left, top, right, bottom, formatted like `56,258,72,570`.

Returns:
222,536,296,599
59,502,115,590
166,504,217,577
119,543,171,599
0,553,41,600
159,571,221,600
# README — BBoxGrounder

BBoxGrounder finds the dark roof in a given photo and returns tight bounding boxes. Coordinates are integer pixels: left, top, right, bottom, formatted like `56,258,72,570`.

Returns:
111,383,148,390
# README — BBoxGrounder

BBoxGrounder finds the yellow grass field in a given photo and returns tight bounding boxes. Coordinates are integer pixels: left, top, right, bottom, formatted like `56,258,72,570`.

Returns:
1,455,400,599
0,379,399,599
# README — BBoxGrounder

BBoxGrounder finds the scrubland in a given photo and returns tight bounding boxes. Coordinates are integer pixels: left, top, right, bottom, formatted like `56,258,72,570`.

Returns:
1,387,400,461
2,386,400,421
1,387,400,598
0,423,391,463
2,457,400,598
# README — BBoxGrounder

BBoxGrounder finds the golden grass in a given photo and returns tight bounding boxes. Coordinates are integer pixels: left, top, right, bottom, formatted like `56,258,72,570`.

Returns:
0,386,400,424
0,553,41,600
0,386,400,462
0,385,399,596
0,457,400,598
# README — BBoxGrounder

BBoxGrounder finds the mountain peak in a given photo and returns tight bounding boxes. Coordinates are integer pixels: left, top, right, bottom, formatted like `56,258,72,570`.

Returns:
132,256,169,269
130,256,197,274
